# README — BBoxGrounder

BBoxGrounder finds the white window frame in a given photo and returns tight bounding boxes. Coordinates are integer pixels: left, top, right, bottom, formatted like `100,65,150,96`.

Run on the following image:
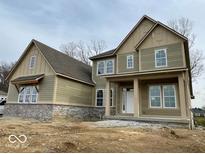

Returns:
155,49,167,68
149,85,162,108
96,59,114,76
29,55,36,69
126,55,134,69
97,61,105,75
18,86,38,104
96,89,104,107
163,85,177,109
106,59,115,74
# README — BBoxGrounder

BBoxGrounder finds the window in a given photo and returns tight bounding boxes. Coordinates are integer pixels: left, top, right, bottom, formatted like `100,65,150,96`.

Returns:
97,61,105,75
96,89,103,106
96,89,113,107
29,56,36,69
127,55,134,69
163,85,176,108
110,89,113,106
18,86,38,103
106,60,114,74
149,86,161,108
97,59,114,75
155,49,167,67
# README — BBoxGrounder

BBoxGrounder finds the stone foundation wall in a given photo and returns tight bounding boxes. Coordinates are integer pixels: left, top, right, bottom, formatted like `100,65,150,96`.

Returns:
3,104,116,121
4,104,53,121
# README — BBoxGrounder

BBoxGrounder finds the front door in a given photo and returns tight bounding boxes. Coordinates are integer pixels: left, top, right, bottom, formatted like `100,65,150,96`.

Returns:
122,88,134,113
126,90,134,113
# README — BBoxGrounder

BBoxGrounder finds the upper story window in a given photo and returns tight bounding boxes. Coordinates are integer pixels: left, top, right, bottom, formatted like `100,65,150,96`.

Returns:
97,61,105,75
97,59,114,75
106,60,114,74
29,56,36,69
155,49,167,67
127,55,134,69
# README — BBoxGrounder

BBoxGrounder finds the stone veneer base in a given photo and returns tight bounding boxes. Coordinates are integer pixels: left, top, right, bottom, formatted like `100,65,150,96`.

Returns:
3,104,116,121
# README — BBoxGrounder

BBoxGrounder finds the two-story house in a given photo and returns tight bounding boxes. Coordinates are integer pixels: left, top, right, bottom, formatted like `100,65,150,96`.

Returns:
5,15,193,125
90,15,194,124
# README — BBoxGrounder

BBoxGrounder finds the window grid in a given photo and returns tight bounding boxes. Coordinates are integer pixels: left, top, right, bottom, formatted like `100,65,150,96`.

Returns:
155,49,167,67
18,86,38,103
149,86,162,108
149,84,177,109
127,55,134,69
97,59,114,75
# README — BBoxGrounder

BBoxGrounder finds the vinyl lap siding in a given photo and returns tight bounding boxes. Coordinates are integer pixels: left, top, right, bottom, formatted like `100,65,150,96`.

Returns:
55,76,93,106
38,75,55,103
141,43,184,71
140,79,181,116
117,52,139,73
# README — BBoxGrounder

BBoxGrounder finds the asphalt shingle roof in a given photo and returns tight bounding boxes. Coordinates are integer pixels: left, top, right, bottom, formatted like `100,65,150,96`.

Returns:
89,49,116,60
11,74,44,83
33,40,94,85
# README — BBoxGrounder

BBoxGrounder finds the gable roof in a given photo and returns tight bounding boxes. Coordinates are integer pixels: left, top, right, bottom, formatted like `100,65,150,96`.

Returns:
90,15,157,60
89,15,194,98
6,39,94,86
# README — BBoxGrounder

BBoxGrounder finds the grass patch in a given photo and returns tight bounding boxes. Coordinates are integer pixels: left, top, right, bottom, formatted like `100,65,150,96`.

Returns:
195,117,205,127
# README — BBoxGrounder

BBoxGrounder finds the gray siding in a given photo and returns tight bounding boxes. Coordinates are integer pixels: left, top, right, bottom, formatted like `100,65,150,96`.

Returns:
55,76,93,106
141,43,184,71
117,52,139,73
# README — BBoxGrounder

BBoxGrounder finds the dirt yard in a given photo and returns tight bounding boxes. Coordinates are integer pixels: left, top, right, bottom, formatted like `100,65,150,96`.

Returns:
0,117,205,153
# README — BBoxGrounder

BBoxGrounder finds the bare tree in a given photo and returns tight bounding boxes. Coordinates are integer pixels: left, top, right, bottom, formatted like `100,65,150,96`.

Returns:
0,61,14,92
168,17,204,81
60,40,107,65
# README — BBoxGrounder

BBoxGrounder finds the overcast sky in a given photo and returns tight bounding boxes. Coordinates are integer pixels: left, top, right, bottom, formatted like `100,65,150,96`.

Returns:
0,0,204,108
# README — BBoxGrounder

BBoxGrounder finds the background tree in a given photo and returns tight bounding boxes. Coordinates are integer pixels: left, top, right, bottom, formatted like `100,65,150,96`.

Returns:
0,61,14,92
202,106,205,110
168,17,204,81
60,40,106,65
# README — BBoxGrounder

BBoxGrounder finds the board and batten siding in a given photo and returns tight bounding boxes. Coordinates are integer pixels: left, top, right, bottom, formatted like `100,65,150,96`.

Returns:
140,43,184,71
7,75,56,103
55,76,94,106
7,44,56,104
117,18,155,54
117,52,139,73
12,45,55,79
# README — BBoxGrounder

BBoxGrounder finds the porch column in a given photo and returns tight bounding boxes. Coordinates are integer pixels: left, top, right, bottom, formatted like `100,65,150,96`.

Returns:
178,73,187,118
105,79,110,116
134,78,140,117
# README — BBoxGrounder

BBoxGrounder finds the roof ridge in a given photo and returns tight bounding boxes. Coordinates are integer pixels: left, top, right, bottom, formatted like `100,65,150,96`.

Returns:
32,39,92,68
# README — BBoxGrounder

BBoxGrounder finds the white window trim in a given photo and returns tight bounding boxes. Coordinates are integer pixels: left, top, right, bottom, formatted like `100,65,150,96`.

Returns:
96,89,104,107
149,85,162,108
106,59,115,74
29,55,36,69
96,61,105,76
18,86,38,104
155,48,167,68
96,59,115,76
126,54,134,69
162,85,177,109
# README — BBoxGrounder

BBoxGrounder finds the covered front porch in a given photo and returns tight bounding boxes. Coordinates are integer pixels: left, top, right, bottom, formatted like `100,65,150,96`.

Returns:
104,71,191,124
